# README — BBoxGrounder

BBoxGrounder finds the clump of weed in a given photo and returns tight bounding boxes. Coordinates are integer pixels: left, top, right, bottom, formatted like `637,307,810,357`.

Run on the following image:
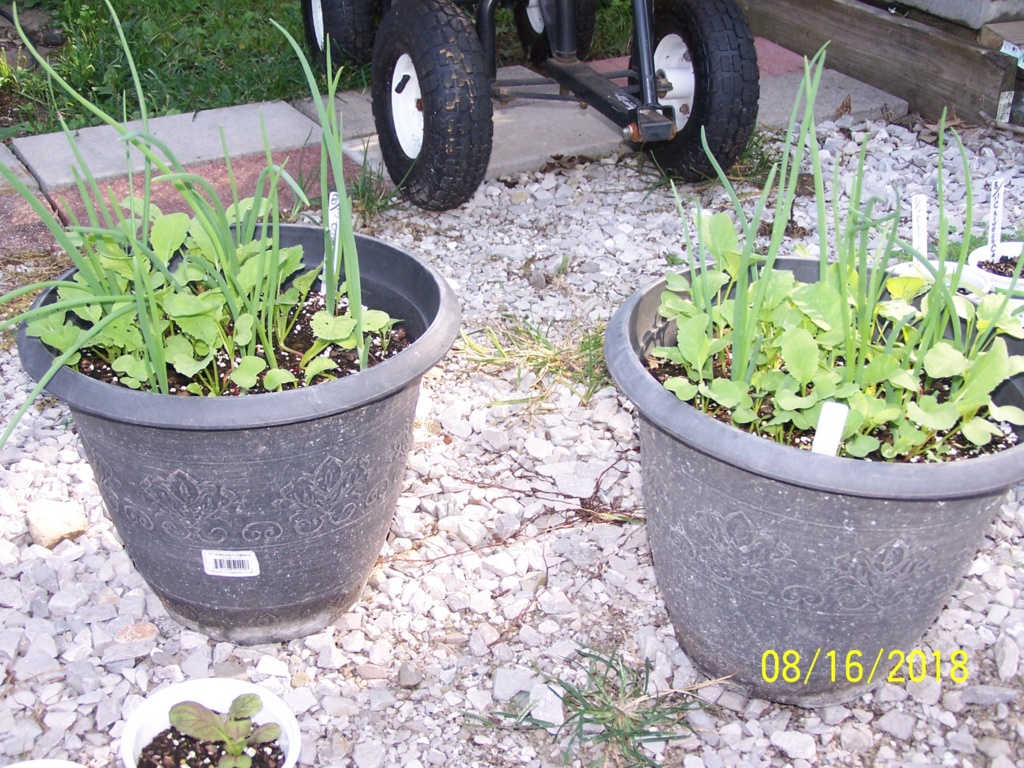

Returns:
462,316,610,405
470,646,702,768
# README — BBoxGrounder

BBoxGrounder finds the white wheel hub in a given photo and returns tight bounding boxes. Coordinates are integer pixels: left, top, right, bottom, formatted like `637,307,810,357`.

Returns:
654,34,696,129
526,0,544,34
310,0,325,50
390,54,424,159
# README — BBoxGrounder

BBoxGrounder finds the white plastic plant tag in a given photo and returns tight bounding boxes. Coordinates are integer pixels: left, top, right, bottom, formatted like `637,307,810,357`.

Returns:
811,401,849,456
1001,40,1024,68
202,549,261,578
989,178,1006,260
911,194,928,257
322,190,341,296
997,91,1013,123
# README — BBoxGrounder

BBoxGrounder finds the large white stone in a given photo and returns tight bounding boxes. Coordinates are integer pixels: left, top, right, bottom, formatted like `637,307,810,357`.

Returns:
528,681,564,732
26,499,88,549
876,710,917,741
492,667,540,701
770,730,816,760
353,740,387,768
994,635,1020,680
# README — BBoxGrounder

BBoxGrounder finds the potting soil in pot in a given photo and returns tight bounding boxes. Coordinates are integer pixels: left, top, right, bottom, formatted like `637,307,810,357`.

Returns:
138,727,286,768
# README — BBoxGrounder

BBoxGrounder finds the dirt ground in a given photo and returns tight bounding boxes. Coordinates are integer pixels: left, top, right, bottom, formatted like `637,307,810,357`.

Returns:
0,3,65,131
1,3,63,68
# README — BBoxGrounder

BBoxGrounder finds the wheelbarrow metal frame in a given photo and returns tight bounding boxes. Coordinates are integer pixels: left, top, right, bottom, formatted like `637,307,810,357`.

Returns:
475,0,677,142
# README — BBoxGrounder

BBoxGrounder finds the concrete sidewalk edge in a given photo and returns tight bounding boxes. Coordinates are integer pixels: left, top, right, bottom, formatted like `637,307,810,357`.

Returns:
2,46,907,200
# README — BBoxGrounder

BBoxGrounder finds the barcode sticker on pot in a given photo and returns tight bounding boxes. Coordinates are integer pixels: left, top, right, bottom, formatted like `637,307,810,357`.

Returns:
202,550,261,578
811,402,849,457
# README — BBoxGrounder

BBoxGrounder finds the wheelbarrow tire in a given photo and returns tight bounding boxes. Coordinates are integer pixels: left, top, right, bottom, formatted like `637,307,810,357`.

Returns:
372,0,494,210
630,0,759,180
302,0,379,66
514,0,598,66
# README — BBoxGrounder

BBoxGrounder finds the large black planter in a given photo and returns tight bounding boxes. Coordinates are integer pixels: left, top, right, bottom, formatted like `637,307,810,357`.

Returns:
605,257,1024,706
18,226,460,644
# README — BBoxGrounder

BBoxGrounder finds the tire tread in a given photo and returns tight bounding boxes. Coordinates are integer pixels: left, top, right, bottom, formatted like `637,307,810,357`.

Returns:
372,0,494,210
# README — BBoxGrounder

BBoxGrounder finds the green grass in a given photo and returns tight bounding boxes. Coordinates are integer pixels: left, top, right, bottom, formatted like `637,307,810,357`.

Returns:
628,128,783,195
3,0,369,139
462,316,611,405
348,150,406,220
470,647,699,768
493,0,633,66
948,225,1024,255
1,0,634,142
591,0,633,60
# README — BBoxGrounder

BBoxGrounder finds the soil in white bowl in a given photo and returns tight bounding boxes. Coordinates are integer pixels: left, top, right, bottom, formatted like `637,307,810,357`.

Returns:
970,242,1024,285
137,727,286,768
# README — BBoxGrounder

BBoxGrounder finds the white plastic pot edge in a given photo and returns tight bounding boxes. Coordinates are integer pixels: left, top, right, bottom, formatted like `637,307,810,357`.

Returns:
968,242,1024,295
886,258,993,298
120,679,301,768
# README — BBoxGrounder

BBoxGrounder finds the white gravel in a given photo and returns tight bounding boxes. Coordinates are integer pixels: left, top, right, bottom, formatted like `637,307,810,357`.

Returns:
1,115,1023,767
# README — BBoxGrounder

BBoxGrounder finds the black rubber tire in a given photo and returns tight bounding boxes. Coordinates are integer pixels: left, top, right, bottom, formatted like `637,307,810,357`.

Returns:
629,0,759,180
371,0,494,210
302,0,378,66
513,0,598,66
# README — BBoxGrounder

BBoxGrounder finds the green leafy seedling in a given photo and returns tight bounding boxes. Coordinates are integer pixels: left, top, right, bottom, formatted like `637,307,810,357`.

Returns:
169,693,282,768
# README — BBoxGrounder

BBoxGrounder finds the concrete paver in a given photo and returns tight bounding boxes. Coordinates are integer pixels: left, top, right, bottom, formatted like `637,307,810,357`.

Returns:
292,91,378,140
3,44,907,209
342,52,906,181
10,101,321,192
758,68,907,129
0,143,39,194
343,96,624,182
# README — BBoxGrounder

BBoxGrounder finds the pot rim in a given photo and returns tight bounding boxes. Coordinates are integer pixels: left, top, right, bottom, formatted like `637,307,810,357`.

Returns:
968,242,1024,293
604,259,1024,500
17,228,460,431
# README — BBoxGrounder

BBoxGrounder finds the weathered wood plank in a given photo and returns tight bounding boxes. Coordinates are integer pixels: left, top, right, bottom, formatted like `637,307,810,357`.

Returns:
980,20,1024,49
740,0,1018,123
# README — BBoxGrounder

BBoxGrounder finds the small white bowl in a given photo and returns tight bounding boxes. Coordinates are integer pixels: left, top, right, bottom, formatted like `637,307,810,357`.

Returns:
120,679,300,768
968,242,1024,295
886,258,992,296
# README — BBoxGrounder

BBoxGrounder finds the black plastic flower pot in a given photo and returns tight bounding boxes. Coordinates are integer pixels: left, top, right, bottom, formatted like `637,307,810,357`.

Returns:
605,257,1024,707
18,226,460,644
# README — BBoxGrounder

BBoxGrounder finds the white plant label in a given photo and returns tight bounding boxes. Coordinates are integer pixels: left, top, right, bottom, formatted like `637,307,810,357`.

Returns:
989,178,1006,260
811,402,849,456
322,190,341,295
202,549,261,578
997,91,1013,123
1000,41,1024,69
911,194,928,257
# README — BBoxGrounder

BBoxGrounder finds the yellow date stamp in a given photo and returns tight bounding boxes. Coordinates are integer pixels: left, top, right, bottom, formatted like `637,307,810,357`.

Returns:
760,648,969,685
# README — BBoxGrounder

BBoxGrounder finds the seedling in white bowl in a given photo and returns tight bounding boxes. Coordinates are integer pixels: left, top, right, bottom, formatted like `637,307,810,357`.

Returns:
121,679,299,768
168,695,281,768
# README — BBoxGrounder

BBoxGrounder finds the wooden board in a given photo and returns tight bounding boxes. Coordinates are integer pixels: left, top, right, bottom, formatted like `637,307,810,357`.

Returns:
740,0,1018,123
980,20,1024,49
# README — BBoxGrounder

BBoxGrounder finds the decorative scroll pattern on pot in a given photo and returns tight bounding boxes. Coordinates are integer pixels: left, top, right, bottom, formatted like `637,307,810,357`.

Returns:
670,508,954,617
276,455,378,535
93,456,393,546
140,470,237,543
